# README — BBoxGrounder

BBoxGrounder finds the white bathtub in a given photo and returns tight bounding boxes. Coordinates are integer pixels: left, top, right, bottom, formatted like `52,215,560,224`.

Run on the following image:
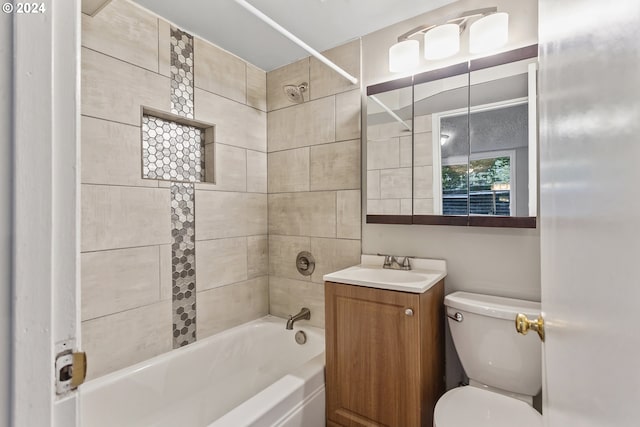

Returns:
80,316,326,427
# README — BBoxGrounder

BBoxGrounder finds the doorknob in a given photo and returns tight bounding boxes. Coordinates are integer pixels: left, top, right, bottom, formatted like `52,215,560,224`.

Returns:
515,313,545,342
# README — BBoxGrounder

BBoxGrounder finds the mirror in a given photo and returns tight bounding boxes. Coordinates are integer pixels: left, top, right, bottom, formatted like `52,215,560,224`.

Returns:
467,58,537,223
365,45,538,228
412,66,469,221
365,82,413,220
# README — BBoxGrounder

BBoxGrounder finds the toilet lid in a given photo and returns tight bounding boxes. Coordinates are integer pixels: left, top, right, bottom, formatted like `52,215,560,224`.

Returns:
434,387,542,427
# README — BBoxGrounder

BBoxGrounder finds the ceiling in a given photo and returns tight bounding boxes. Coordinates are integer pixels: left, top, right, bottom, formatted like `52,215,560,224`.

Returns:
131,0,458,71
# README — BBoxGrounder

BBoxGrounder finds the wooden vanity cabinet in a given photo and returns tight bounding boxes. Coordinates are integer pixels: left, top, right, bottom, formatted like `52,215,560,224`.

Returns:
325,280,445,427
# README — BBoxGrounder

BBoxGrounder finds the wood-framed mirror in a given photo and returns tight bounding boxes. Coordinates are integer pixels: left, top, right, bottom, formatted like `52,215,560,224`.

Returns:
365,45,538,228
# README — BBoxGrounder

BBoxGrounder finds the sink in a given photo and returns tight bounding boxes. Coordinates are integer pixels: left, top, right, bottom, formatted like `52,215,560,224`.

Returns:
323,255,446,294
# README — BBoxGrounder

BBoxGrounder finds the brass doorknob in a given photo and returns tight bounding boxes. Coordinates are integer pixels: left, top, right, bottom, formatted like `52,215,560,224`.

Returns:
515,313,545,342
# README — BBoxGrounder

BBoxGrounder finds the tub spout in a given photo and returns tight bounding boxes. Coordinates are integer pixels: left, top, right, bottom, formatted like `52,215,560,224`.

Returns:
286,307,311,330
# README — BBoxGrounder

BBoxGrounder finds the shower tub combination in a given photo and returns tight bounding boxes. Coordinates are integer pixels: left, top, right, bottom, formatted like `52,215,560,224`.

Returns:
80,316,325,427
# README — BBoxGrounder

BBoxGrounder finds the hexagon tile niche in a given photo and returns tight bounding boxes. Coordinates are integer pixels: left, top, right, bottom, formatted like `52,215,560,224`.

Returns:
141,115,204,182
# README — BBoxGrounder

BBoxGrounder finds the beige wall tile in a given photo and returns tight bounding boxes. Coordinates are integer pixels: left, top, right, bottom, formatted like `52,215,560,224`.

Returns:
269,192,336,237
158,19,171,77
337,190,361,239
247,235,268,278
401,199,413,215
82,47,169,126
310,139,360,191
269,277,324,328
159,244,172,300
414,113,433,133
414,165,434,199
309,40,360,100
212,144,247,192
367,199,400,215
269,235,311,281
81,246,161,321
335,89,361,141
81,116,155,187
196,237,248,291
400,135,412,168
367,170,380,200
367,121,412,141
246,150,267,193
268,148,309,193
82,300,172,380
267,58,310,112
195,88,266,152
267,96,335,152
247,64,267,111
367,138,399,170
196,191,267,240
81,185,170,252
194,38,246,104
82,0,158,72
197,277,269,339
414,198,434,215
380,168,412,199
414,131,434,166
310,238,361,284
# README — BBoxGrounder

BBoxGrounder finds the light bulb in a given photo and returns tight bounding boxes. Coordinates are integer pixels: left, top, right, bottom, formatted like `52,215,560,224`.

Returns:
389,39,419,72
469,12,509,53
424,24,460,60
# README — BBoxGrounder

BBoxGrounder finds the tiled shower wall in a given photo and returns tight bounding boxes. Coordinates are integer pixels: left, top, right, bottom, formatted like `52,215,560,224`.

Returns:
81,0,268,379
266,40,362,327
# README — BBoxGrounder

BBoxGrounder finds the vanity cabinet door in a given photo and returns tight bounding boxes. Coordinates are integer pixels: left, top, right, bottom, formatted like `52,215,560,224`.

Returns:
325,282,422,427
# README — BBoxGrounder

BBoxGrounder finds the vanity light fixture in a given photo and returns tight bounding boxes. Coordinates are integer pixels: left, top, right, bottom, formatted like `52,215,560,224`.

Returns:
440,134,450,145
388,7,509,73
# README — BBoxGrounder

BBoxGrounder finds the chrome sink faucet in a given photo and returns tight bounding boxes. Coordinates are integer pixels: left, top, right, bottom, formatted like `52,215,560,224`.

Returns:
286,307,311,330
382,255,412,271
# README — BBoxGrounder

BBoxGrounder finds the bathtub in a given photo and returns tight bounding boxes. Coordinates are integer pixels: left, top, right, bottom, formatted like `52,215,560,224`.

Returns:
80,316,325,427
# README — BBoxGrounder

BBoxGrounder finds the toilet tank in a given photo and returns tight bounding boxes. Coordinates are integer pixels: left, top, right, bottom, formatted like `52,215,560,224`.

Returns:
445,292,542,397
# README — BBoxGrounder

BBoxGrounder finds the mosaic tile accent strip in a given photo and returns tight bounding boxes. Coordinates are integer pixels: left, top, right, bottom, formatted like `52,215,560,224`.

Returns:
142,115,204,182
171,183,197,347
170,27,194,118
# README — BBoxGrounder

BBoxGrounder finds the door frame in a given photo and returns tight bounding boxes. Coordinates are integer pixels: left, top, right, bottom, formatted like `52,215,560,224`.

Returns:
11,1,80,425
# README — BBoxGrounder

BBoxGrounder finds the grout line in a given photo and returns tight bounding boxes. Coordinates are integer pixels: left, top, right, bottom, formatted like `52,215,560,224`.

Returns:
267,137,361,155
82,45,168,77
82,298,170,324
80,114,140,129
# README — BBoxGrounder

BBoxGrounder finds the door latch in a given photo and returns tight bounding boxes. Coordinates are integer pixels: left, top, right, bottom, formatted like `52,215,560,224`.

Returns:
55,350,87,395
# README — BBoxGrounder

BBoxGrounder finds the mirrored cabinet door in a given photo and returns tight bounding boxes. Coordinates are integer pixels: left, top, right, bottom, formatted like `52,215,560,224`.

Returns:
468,51,537,227
366,81,413,221
413,64,470,225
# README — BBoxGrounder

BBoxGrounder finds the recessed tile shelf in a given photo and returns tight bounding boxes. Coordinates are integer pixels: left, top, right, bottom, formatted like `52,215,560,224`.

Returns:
141,106,215,184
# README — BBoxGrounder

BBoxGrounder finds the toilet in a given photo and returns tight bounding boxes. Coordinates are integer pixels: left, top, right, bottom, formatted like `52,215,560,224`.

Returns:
434,292,543,427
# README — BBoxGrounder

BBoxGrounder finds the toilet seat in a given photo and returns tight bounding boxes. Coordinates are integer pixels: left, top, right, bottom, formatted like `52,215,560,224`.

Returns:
434,386,542,427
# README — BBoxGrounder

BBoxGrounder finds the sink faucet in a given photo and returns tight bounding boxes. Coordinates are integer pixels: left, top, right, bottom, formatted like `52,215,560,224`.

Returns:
382,255,412,271
286,307,311,330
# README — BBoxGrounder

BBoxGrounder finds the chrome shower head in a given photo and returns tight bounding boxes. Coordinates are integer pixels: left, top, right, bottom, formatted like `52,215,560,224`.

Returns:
283,82,308,104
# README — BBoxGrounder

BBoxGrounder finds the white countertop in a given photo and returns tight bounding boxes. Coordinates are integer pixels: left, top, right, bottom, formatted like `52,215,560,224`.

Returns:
323,255,447,294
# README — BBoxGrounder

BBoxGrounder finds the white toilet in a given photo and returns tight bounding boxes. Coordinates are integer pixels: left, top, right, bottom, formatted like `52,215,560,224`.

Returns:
434,292,543,427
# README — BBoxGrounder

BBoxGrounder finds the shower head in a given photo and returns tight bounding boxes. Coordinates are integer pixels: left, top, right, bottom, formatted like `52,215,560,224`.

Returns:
283,82,308,104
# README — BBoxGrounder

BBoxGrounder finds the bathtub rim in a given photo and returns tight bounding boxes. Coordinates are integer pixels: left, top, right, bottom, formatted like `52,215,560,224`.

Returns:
79,314,325,394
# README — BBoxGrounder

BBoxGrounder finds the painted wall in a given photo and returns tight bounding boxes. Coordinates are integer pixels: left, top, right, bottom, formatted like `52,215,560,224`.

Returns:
266,41,362,328
361,0,540,387
80,0,268,379
0,8,11,426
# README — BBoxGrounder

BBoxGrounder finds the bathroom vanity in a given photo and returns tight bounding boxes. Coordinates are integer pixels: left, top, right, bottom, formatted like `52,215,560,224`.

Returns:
324,256,446,427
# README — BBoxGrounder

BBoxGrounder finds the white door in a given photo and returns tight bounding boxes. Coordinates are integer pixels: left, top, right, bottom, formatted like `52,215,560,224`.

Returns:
11,1,80,425
539,1,640,426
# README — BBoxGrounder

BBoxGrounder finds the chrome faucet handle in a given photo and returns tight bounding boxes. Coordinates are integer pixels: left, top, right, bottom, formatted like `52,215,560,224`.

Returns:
400,256,411,269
